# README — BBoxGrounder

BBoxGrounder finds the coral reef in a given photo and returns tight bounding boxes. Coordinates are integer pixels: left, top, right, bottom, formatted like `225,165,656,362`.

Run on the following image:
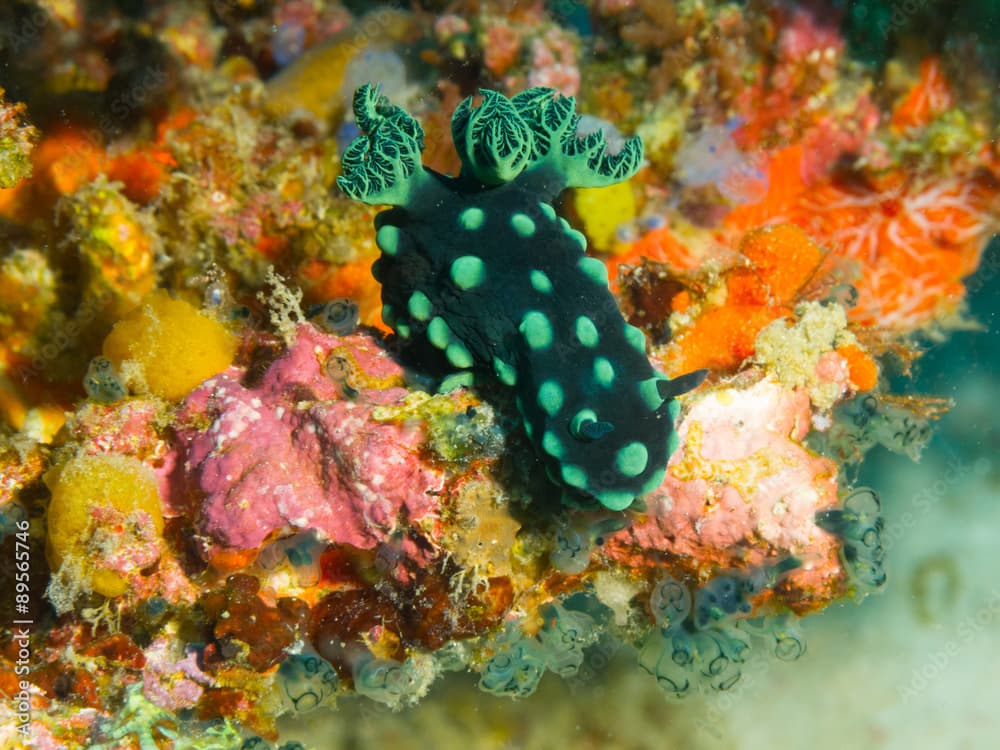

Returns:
0,1,996,747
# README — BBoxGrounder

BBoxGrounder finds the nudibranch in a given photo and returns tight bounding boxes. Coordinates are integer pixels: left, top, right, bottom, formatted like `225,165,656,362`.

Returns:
337,84,704,510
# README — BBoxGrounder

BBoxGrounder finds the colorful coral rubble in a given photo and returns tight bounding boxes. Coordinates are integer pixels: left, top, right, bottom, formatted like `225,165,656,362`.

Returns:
0,1,997,748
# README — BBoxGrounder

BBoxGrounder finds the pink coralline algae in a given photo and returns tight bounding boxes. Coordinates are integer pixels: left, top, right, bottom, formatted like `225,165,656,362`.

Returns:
141,636,214,712
175,324,444,556
66,399,177,502
606,376,842,605
526,31,581,96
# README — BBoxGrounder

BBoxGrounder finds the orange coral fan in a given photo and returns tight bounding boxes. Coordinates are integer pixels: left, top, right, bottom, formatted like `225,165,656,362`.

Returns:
724,140,999,331
789,170,998,329
891,57,954,133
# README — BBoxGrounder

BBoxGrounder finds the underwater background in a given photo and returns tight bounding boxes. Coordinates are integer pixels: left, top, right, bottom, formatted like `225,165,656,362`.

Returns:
0,1,998,748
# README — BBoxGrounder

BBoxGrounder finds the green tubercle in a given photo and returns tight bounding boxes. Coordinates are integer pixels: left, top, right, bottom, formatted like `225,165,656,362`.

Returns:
624,324,647,353
511,213,536,237
593,357,615,387
639,377,665,411
446,341,474,368
408,291,432,321
450,255,486,290
561,464,588,490
594,489,635,511
376,224,401,256
537,380,565,416
530,269,553,293
427,316,453,349
575,316,599,347
615,442,649,477
542,431,565,458
578,256,609,286
520,311,553,350
459,206,485,230
493,356,517,386
439,371,475,393
566,228,588,251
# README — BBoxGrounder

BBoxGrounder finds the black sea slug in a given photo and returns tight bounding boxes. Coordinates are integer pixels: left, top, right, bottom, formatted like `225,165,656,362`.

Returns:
338,84,704,510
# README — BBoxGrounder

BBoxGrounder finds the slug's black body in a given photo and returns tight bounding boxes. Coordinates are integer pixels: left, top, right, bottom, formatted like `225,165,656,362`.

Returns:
338,84,704,509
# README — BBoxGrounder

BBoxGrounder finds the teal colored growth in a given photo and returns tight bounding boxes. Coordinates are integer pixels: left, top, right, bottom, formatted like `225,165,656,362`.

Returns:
639,565,805,699
815,486,887,593
277,651,340,713
479,601,597,697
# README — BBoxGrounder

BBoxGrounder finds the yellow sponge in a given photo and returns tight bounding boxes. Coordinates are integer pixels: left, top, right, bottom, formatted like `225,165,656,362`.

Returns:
46,453,163,598
103,289,238,401
572,181,637,254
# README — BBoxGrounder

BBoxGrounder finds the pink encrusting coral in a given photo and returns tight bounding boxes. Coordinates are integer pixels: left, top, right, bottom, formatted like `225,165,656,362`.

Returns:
175,324,445,557
66,399,178,505
605,376,843,602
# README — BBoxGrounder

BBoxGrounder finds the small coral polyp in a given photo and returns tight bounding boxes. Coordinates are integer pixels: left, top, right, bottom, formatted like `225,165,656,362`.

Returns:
338,83,705,510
